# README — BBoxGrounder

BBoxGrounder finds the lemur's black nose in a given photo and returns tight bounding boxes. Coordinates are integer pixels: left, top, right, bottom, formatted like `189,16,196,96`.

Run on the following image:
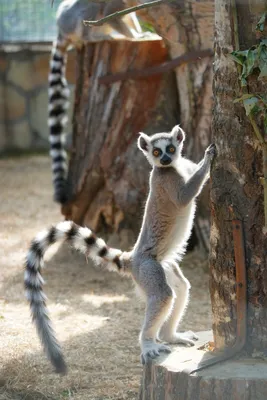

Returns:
160,155,172,165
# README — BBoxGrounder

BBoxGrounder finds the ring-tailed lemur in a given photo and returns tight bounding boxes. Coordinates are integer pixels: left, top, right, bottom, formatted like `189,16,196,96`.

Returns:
49,0,143,203
25,125,216,373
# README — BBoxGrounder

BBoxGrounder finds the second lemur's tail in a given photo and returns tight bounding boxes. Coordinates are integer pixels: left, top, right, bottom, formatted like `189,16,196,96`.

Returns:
25,221,124,374
48,34,70,204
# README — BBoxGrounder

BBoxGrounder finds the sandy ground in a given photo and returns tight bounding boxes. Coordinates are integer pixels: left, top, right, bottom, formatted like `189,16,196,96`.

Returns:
0,155,212,400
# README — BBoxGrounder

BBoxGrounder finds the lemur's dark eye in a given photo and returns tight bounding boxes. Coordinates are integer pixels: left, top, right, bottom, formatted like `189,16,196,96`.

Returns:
167,146,176,154
153,148,162,157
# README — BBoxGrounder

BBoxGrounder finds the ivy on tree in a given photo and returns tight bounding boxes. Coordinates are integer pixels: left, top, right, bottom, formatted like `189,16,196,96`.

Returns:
230,12,267,231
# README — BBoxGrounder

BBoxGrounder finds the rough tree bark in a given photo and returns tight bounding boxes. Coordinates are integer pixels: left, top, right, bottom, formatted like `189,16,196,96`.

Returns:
138,0,214,251
210,0,267,353
62,38,179,248
139,0,267,398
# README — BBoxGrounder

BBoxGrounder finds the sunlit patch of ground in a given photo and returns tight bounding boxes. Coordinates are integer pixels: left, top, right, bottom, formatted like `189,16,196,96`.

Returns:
0,156,212,399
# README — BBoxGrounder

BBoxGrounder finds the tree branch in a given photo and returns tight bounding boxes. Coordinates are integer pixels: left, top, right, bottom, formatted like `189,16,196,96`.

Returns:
83,0,166,27
98,49,213,84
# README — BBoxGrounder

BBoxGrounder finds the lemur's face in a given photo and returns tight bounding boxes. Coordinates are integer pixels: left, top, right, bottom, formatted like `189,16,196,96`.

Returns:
137,125,185,168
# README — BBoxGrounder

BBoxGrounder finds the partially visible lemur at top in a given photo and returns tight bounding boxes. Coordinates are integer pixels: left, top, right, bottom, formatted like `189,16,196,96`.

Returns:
25,125,216,373
49,0,143,203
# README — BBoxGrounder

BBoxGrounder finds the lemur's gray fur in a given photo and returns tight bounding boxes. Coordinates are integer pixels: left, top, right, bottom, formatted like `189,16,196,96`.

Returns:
49,0,142,204
25,125,216,374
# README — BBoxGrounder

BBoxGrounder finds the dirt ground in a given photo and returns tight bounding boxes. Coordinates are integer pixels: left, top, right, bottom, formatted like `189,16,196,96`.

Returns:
0,155,212,400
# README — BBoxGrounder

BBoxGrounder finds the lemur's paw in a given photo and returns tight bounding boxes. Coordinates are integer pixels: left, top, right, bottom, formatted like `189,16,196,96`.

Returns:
205,143,217,159
164,331,199,346
141,342,171,365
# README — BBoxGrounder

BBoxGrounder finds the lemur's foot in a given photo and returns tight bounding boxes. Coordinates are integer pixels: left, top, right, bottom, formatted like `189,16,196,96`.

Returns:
141,341,171,365
163,330,199,346
205,143,217,159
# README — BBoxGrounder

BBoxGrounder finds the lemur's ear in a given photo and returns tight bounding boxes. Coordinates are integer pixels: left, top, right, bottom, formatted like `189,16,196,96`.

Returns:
171,125,185,143
138,132,150,153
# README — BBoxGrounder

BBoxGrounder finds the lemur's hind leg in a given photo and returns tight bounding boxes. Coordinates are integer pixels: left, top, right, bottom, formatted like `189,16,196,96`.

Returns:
159,261,198,345
135,258,174,364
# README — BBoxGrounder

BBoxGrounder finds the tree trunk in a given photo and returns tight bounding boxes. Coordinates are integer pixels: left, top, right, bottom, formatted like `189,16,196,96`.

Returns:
139,1,267,398
210,0,267,352
140,342,267,400
62,38,179,248
62,2,214,252
138,0,214,252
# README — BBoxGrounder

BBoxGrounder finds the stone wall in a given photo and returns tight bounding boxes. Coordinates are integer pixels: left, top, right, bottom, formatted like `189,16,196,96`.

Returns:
0,44,76,153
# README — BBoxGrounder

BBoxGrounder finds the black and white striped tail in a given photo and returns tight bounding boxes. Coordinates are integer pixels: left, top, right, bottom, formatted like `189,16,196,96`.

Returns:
25,221,123,373
48,35,70,204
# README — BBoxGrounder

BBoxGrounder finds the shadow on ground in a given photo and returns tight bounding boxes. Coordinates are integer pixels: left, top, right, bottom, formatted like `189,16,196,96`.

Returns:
0,244,144,399
0,156,212,400
0,244,211,400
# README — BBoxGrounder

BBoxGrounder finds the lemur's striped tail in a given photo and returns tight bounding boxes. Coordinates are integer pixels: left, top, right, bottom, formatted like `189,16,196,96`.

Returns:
48,34,70,204
25,221,123,374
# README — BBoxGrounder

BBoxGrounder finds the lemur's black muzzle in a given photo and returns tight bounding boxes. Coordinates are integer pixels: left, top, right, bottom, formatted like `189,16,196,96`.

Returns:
160,155,172,165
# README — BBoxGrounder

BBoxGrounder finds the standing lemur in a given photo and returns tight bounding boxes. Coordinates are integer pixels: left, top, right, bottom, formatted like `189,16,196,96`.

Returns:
25,125,216,374
49,0,143,203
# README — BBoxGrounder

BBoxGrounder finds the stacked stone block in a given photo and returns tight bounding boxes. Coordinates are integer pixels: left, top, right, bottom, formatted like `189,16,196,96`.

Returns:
0,46,75,153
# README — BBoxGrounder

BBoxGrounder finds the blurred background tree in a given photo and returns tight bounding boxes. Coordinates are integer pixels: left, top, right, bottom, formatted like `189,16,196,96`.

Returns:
62,0,214,254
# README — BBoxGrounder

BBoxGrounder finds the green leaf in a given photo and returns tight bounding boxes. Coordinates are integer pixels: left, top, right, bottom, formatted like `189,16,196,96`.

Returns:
229,53,244,65
241,77,247,87
264,114,267,136
246,48,257,75
259,65,267,78
140,21,156,33
235,50,249,57
259,44,267,78
229,50,248,65
234,94,257,103
251,104,261,116
256,12,267,32
243,97,259,116
240,62,248,85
